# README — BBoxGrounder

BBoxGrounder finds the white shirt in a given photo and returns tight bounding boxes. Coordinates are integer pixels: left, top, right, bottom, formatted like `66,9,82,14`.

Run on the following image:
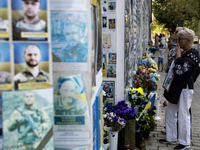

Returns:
158,48,165,58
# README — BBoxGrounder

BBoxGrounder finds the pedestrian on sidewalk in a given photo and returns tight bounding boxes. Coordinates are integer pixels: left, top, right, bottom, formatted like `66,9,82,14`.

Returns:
159,28,199,150
157,43,165,72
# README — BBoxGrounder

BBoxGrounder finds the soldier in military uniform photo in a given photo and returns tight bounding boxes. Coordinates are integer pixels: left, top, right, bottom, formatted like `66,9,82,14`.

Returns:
60,23,88,62
55,76,88,116
12,0,47,41
7,91,51,149
14,44,49,89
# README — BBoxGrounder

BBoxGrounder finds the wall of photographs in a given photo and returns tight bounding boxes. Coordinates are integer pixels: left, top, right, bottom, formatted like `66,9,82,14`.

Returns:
102,0,152,104
102,0,117,106
0,0,103,150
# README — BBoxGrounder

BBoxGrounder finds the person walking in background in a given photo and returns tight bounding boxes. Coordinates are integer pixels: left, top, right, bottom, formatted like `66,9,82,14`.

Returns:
157,43,165,72
159,28,199,150
154,33,159,48
161,34,167,48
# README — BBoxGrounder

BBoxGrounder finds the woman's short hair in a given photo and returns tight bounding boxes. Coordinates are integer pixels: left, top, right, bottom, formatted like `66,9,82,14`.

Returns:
178,28,195,46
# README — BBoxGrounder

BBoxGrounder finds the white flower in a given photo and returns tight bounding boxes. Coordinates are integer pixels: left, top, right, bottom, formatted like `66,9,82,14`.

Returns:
132,94,137,99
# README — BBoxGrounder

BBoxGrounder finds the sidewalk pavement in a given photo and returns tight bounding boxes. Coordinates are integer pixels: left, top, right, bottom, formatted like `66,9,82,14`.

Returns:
143,48,200,150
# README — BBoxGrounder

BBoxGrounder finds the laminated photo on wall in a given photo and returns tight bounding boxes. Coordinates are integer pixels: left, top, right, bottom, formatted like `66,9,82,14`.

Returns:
53,74,91,145
102,34,111,53
108,1,116,13
106,64,116,78
108,18,116,30
13,42,50,90
11,0,48,41
0,43,12,90
0,0,9,41
102,16,107,31
51,13,88,71
102,81,115,105
2,88,54,150
108,53,116,64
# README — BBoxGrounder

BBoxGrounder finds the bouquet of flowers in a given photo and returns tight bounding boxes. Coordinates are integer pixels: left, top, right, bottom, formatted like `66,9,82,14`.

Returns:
103,112,126,132
113,100,137,120
128,89,146,108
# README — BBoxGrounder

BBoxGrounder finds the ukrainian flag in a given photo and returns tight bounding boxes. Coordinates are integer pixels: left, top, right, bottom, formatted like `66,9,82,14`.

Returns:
144,93,156,110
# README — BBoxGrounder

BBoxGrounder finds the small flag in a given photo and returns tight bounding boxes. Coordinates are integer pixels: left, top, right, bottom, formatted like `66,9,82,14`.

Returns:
144,93,156,110
136,93,156,121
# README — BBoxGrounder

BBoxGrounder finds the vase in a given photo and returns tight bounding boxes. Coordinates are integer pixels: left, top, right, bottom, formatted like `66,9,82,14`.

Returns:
108,131,119,150
143,130,150,139
154,97,161,120
135,129,143,148
125,119,136,150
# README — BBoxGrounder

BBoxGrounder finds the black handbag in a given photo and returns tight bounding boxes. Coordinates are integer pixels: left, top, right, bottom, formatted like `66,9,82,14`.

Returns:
163,83,182,104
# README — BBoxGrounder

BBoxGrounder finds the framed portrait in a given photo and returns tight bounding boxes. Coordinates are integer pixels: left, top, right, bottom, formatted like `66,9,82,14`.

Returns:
2,88,54,149
0,0,9,41
54,75,89,116
107,64,116,78
108,53,116,64
108,1,116,13
163,60,175,92
102,81,115,105
102,16,107,29
11,0,48,41
108,18,116,30
13,42,49,90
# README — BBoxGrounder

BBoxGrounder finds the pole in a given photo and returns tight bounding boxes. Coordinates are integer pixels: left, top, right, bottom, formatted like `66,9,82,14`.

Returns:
198,0,200,52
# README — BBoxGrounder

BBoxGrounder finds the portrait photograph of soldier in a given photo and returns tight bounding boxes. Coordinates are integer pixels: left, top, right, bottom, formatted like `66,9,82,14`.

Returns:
0,43,11,89
108,1,116,13
13,42,49,90
54,75,89,116
2,88,54,150
51,13,88,63
106,64,116,78
0,0,9,41
108,53,116,64
11,0,47,41
102,81,115,105
108,19,116,29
